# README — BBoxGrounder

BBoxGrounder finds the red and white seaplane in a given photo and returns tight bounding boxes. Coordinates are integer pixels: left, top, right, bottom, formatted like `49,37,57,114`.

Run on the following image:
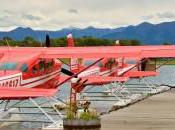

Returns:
0,34,174,128
0,34,174,101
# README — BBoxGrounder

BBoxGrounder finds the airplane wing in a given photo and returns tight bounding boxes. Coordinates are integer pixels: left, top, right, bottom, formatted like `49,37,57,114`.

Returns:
41,45,175,59
70,76,129,93
1,45,175,59
123,71,159,78
78,76,129,85
0,88,57,100
58,76,128,85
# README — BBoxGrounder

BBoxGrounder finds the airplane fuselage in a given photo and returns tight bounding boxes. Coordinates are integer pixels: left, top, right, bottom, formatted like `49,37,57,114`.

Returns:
0,59,61,89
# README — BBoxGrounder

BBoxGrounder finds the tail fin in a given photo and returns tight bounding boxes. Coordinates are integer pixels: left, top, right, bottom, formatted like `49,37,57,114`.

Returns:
67,34,75,47
67,34,79,72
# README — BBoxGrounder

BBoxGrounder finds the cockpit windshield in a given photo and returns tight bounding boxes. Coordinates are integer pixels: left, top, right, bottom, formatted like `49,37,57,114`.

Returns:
0,62,18,70
84,60,103,67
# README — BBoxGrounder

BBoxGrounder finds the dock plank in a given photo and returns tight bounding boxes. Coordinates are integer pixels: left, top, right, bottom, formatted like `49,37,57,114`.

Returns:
101,89,175,130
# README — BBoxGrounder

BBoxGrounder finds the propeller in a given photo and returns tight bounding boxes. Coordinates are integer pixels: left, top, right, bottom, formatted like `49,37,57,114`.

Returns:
58,58,103,87
61,68,81,84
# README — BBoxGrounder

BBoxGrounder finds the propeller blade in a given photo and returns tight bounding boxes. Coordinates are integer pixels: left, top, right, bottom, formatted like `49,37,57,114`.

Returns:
45,34,50,47
61,68,74,76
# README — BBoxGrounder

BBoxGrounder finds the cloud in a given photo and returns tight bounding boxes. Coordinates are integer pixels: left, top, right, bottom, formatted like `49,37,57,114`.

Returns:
157,12,175,19
1,0,175,30
0,10,13,19
68,9,78,14
142,15,154,20
22,14,42,21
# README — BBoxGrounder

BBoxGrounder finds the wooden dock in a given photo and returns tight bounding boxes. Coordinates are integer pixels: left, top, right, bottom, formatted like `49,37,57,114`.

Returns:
101,89,175,130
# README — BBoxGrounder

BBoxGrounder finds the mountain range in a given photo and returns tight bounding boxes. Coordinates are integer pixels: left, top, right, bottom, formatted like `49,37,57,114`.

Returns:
1,21,175,44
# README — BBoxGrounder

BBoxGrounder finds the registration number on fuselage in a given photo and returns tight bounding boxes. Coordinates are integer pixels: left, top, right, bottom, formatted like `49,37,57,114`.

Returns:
0,76,20,87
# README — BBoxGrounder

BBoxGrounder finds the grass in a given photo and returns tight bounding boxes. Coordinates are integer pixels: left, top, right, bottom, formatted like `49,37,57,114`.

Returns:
65,105,99,121
79,110,99,121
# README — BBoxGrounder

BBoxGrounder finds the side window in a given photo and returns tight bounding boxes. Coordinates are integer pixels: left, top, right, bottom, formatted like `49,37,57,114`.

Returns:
98,61,103,67
50,60,54,68
45,60,54,69
84,60,94,66
39,60,45,72
20,63,28,72
45,62,50,69
32,66,38,74
0,62,18,70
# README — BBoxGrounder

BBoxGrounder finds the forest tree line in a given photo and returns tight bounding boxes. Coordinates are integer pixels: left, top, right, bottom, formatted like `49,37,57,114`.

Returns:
0,36,143,47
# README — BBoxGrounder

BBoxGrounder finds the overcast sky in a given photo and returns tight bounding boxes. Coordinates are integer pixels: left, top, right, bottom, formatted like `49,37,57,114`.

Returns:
1,0,175,31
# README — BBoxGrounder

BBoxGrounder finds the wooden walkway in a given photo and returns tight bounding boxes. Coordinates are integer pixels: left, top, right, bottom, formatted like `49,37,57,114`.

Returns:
101,89,175,130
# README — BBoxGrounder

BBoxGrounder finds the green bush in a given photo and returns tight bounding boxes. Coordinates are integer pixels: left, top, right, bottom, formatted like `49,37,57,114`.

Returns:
66,108,76,120
79,111,98,121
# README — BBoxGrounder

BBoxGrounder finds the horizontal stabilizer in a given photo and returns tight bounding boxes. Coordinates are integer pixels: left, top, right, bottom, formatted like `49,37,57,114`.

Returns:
82,76,129,85
123,71,158,78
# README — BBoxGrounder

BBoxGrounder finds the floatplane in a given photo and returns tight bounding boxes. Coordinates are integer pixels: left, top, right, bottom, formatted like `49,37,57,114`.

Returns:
0,34,174,128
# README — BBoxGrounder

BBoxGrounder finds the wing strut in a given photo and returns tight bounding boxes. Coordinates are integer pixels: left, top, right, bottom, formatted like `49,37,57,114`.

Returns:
121,58,148,76
155,58,170,70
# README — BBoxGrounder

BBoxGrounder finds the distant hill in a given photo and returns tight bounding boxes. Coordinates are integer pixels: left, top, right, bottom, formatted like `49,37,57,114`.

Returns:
1,21,175,44
101,22,175,44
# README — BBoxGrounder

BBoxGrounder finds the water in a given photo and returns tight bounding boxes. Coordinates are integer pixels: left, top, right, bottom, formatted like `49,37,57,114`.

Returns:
1,65,175,130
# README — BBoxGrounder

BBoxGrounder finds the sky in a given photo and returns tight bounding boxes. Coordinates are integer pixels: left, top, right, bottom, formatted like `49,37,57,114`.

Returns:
1,0,175,31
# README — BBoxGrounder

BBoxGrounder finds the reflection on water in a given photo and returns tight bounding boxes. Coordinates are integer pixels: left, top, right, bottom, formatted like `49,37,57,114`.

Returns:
1,65,175,130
